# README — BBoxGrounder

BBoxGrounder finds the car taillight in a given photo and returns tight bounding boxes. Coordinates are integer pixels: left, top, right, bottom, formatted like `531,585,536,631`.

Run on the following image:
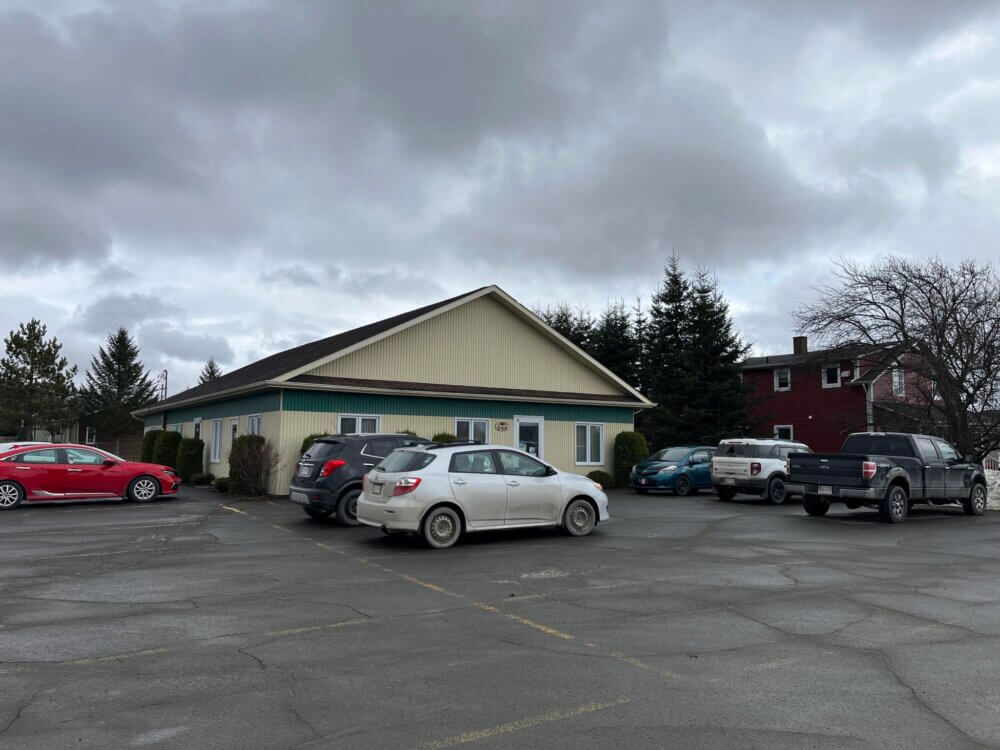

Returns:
319,459,346,477
862,461,877,480
785,459,791,475
750,462,761,476
392,477,421,496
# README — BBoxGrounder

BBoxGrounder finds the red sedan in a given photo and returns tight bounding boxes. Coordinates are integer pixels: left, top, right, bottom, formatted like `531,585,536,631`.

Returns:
0,444,181,509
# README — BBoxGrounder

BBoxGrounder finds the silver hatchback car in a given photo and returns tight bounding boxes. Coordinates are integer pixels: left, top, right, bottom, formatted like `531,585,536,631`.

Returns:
357,443,609,548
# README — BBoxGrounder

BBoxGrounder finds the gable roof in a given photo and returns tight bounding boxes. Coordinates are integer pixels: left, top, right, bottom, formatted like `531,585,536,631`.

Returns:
136,285,651,415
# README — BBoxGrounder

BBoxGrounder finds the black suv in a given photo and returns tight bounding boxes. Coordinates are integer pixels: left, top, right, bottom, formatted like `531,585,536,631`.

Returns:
289,434,430,524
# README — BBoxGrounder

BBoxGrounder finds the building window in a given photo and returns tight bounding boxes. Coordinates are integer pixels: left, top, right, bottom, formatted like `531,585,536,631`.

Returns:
455,418,489,443
338,414,379,434
171,424,183,434
774,425,794,440
84,426,96,445
822,364,841,389
229,417,239,446
774,368,791,392
193,418,202,440
247,414,261,435
575,423,604,465
892,366,905,397
210,419,222,463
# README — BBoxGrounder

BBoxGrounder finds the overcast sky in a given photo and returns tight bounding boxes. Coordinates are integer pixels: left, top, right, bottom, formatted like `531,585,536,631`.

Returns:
4,0,999,394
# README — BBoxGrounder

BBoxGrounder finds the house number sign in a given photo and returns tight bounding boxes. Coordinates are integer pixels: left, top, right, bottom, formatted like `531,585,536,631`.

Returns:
494,421,509,432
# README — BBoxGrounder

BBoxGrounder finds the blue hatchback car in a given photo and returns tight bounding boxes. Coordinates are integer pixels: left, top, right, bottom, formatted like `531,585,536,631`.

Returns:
630,446,717,495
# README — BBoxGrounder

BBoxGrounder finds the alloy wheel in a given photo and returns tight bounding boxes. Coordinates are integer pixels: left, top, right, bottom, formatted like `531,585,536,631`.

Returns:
133,479,157,501
0,483,20,508
972,486,987,513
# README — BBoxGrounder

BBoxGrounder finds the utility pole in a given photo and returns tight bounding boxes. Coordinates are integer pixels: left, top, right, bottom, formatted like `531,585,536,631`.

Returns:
156,369,168,401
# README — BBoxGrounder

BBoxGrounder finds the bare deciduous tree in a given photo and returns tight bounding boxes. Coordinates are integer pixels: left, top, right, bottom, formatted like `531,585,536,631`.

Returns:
796,256,1000,460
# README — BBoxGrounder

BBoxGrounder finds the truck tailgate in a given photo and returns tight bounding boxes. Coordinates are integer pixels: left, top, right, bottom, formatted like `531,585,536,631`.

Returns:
712,458,752,480
788,453,867,488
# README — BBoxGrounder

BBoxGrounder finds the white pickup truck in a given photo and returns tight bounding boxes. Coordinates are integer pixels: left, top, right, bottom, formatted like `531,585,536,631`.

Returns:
711,438,811,504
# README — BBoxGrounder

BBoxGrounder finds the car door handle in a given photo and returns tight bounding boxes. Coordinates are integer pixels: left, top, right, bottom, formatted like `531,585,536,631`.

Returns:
67,468,82,472
507,481,520,487
452,479,467,485
14,466,30,470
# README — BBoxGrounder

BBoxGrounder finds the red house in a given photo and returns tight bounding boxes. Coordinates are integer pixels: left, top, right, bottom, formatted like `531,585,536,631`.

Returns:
742,336,933,453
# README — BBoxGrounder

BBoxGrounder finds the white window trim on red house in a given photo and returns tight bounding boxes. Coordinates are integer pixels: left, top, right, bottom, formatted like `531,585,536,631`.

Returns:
774,424,794,440
821,363,841,389
773,367,791,392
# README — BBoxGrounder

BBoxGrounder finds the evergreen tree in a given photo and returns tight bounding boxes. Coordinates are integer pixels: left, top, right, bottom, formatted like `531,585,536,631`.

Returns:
79,328,157,451
0,319,78,439
638,255,692,448
535,303,593,351
630,296,648,393
589,300,640,386
679,270,752,443
199,357,223,384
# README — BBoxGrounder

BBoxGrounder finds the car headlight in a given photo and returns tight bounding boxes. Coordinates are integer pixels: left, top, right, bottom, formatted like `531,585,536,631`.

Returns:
631,465,637,473
592,482,603,491
164,469,178,477
657,465,677,474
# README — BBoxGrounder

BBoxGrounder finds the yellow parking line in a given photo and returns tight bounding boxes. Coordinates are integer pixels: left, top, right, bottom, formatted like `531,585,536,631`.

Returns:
221,505,247,515
472,602,574,640
421,696,630,749
268,523,292,533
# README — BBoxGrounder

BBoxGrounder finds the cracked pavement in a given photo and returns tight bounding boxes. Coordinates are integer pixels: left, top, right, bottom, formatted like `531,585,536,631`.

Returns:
0,490,998,748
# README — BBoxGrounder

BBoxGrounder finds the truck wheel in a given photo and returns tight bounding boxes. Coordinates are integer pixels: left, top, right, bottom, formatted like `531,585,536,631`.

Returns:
716,487,736,501
963,483,987,516
879,485,909,523
802,495,829,517
766,477,786,505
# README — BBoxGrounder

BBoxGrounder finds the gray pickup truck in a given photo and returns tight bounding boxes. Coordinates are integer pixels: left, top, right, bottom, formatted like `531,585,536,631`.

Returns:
786,432,988,523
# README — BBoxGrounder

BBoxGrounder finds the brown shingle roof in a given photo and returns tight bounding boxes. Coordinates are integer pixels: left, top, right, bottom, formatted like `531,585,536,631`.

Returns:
147,288,487,411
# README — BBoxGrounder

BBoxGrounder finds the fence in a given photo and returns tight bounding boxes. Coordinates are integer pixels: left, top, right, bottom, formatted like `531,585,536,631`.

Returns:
94,440,143,461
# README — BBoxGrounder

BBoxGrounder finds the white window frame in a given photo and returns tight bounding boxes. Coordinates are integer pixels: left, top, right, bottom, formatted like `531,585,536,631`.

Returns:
821,363,841,389
773,367,791,392
892,366,905,397
84,426,96,445
229,417,239,447
574,422,604,466
171,424,183,434
193,417,202,441
774,424,794,440
338,414,380,434
210,419,222,463
247,414,261,435
455,417,490,444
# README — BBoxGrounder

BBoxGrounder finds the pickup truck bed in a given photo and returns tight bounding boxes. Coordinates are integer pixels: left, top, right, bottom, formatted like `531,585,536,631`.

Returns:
786,432,988,524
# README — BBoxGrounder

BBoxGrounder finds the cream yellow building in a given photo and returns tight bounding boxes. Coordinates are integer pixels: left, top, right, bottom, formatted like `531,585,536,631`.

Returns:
135,286,653,493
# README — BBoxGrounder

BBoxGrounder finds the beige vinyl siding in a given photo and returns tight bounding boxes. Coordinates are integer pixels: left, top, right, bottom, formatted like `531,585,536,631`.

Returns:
273,411,629,492
304,295,623,396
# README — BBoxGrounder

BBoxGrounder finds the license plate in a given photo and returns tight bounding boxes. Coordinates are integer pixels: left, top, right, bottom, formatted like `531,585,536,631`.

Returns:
724,478,735,485
371,483,383,497
298,465,310,477
641,479,648,485
818,485,832,495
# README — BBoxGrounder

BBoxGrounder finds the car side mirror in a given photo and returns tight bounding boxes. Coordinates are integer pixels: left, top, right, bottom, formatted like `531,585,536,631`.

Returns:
689,458,699,466
545,465,558,476
963,454,974,464
102,459,116,467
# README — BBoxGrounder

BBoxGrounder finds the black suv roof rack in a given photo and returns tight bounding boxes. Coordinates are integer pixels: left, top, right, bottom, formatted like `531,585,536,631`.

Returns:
425,440,485,450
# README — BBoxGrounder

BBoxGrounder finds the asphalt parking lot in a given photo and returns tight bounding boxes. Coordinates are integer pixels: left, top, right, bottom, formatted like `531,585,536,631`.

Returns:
2,489,999,749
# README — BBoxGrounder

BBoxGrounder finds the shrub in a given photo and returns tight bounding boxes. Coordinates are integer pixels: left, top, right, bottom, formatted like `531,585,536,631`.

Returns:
586,470,615,489
176,438,205,482
299,433,328,457
228,434,281,496
399,429,417,436
141,430,163,462
152,430,182,470
213,476,230,493
614,431,649,488
189,472,215,486
431,432,460,443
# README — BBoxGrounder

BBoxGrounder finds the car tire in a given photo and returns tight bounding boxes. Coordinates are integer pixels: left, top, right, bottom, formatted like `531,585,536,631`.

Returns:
963,483,987,516
127,476,160,503
563,498,596,537
422,506,462,549
305,506,333,521
0,480,24,510
716,487,736,501
674,475,692,496
336,488,361,526
766,477,787,505
802,495,830,517
879,485,909,524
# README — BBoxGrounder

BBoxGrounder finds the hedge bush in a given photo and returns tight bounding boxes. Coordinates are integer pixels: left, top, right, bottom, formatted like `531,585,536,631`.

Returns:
190,472,215,486
152,430,182,470
176,438,205,482
431,432,459,443
613,431,649,488
141,430,163,462
213,476,230,493
586,470,615,489
229,434,280,496
300,433,328,457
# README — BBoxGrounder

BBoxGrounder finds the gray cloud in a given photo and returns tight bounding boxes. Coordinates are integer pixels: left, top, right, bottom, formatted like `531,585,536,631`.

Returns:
138,323,235,365
74,293,176,336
